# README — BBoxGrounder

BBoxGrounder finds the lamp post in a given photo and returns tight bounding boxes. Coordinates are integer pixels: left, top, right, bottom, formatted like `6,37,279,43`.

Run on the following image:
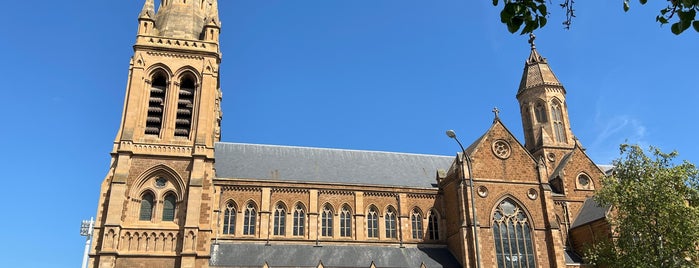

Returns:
79,217,95,268
446,130,481,268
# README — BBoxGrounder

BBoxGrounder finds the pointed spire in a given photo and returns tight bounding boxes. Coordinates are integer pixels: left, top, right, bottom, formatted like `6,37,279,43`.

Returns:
206,0,221,26
139,0,155,19
518,33,563,94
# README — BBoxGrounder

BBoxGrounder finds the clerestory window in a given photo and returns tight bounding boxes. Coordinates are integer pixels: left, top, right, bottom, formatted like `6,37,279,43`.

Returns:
293,204,305,236
273,203,286,236
243,203,256,235
367,206,378,238
411,209,423,239
222,201,236,235
340,205,352,237
551,101,566,143
321,204,333,237
427,210,439,240
385,207,397,239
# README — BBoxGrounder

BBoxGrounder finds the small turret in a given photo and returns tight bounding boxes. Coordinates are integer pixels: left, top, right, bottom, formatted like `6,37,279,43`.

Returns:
203,0,221,42
137,0,156,35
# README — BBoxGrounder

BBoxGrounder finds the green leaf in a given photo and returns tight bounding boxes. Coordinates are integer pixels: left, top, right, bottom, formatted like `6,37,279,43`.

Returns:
657,16,668,24
639,0,647,4
671,22,683,35
538,4,547,15
539,16,548,27
493,0,499,6
694,21,699,32
623,1,630,12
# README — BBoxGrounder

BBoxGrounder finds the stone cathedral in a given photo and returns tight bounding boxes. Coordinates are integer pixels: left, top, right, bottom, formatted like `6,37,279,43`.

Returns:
89,1,612,267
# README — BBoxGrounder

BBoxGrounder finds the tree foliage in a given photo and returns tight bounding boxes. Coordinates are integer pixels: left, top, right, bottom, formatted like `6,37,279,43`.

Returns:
585,144,699,267
492,0,699,35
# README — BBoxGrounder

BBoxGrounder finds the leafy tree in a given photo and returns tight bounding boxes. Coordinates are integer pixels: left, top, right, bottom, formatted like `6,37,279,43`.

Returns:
492,0,699,35
585,144,699,267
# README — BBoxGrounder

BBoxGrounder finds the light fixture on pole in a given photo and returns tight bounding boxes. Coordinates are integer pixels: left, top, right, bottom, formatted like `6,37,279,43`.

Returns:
80,217,95,268
446,130,482,268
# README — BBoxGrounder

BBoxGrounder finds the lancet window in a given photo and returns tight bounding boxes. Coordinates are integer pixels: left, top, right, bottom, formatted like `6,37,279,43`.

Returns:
367,206,378,238
174,76,195,138
551,101,566,143
293,204,305,236
321,204,333,237
273,203,286,236
385,206,397,239
243,202,256,235
340,205,352,237
162,193,176,221
145,73,167,136
139,192,155,221
411,209,423,239
427,209,439,240
222,201,236,235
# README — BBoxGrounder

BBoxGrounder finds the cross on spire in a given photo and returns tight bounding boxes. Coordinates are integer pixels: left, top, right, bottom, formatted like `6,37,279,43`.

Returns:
528,33,536,49
492,107,500,119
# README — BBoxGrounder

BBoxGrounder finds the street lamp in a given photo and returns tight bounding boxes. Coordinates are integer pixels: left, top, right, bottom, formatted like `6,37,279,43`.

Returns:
446,130,481,268
80,217,95,268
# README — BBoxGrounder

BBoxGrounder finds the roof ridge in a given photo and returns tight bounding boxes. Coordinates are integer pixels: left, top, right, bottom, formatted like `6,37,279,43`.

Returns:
215,141,452,158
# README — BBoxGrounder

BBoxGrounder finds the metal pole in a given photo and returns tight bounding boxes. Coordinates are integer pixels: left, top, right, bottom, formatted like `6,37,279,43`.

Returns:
447,130,481,268
81,217,94,268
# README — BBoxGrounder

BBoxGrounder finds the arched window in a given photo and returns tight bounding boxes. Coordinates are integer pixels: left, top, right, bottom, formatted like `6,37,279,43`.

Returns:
243,203,256,235
222,201,236,235
139,192,155,221
162,193,176,221
411,209,423,239
367,206,378,238
273,203,286,236
293,204,305,236
385,206,397,239
145,73,167,136
174,75,195,138
321,204,333,237
340,205,352,237
522,105,532,128
427,209,439,240
493,198,536,268
534,102,547,123
551,101,566,143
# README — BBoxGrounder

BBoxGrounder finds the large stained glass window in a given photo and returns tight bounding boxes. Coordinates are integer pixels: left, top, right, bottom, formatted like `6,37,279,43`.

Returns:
492,198,536,268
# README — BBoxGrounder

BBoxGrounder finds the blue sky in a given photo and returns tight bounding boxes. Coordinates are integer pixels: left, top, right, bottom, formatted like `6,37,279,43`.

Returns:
0,0,696,267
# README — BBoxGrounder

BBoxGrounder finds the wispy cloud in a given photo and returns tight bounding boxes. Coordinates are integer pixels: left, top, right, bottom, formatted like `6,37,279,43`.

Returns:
587,98,648,164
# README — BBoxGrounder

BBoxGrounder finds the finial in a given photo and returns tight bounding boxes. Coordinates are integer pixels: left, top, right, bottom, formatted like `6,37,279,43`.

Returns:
492,107,500,119
528,33,536,49
140,0,155,19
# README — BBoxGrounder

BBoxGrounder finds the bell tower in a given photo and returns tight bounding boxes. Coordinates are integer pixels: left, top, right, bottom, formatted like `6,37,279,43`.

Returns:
90,1,222,267
517,34,575,173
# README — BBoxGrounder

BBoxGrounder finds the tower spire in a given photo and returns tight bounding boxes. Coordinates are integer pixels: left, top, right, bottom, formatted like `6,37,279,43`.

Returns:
516,34,575,165
206,0,220,26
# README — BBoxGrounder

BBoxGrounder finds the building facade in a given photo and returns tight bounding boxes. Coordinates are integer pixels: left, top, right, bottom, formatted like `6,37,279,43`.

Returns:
89,1,609,267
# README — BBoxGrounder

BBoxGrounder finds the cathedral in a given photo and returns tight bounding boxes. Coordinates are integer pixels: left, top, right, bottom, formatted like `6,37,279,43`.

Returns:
89,1,612,267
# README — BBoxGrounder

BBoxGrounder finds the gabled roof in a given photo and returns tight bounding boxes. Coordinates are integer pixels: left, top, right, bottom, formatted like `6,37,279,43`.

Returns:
214,142,453,188
210,243,460,268
570,197,611,229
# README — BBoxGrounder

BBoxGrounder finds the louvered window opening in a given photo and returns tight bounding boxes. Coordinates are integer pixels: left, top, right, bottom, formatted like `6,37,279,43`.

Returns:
411,210,423,239
162,194,176,221
367,207,378,238
321,205,333,237
175,78,195,138
273,204,286,236
340,206,351,237
293,205,305,236
145,76,167,136
223,202,236,235
551,103,566,143
493,199,536,268
385,208,397,238
427,211,439,240
139,192,154,221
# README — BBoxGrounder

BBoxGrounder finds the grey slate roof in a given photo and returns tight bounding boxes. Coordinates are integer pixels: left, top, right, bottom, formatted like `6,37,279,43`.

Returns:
570,197,610,229
564,250,584,265
214,142,454,188
210,243,460,268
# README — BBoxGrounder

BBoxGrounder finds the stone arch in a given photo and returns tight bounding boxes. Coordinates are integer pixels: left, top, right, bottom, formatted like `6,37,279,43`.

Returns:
132,164,185,201
488,194,537,229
